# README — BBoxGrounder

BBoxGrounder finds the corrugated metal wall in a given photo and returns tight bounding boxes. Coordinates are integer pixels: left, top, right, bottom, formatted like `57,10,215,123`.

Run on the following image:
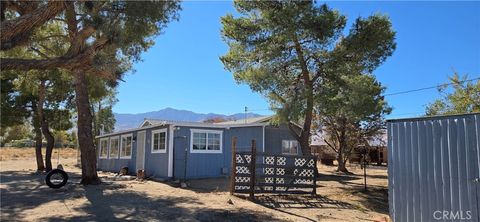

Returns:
388,113,480,222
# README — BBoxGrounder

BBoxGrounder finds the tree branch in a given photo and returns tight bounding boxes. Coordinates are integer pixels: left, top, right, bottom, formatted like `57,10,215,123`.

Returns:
29,47,50,59
323,139,338,153
1,37,110,71
0,1,66,51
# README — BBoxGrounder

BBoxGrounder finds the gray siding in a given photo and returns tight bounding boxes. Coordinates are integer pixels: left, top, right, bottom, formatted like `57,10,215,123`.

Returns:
264,124,303,155
97,126,170,178
97,123,301,180
388,113,480,222
97,131,138,174
143,126,170,178
173,126,265,179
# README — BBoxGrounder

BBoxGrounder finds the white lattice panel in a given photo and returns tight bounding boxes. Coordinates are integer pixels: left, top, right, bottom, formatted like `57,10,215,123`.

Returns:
236,166,250,174
263,186,273,191
276,186,287,191
276,168,285,175
265,156,275,165
236,154,244,164
265,167,274,175
235,176,250,183
298,169,314,177
264,177,274,184
294,158,307,167
244,154,252,163
307,159,315,167
294,179,313,184
235,186,250,190
276,178,285,184
277,157,286,165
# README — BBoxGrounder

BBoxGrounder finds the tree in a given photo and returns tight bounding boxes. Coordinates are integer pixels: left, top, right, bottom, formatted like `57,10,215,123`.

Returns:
1,1,180,184
221,1,396,155
89,78,118,136
0,73,29,128
2,123,31,144
426,73,480,116
318,74,391,172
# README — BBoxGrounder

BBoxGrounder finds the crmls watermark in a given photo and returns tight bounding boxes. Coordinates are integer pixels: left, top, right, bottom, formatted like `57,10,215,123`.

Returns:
433,210,472,220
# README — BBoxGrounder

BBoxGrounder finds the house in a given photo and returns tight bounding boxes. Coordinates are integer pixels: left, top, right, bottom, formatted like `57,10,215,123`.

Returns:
95,116,302,179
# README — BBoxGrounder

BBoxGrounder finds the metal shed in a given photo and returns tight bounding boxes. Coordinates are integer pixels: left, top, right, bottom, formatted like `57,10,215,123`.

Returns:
387,113,480,222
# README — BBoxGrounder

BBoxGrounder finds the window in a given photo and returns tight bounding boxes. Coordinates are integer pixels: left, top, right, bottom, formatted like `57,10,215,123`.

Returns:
109,137,120,159
99,138,109,159
120,134,133,159
151,129,167,153
282,140,299,155
191,129,222,153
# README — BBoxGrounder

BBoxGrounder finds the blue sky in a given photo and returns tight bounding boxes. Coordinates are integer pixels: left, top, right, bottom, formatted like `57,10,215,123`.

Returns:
113,1,480,118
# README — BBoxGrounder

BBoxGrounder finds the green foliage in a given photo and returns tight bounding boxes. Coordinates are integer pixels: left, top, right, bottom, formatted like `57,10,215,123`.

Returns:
221,1,395,152
0,73,30,128
2,123,32,144
426,73,480,116
220,1,395,124
319,74,391,122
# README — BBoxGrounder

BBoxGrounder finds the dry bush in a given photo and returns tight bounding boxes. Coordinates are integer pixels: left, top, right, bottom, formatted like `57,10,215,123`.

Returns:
0,147,78,161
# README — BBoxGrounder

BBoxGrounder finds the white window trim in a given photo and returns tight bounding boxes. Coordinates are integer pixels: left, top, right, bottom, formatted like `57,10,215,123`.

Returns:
99,138,109,159
282,140,299,155
120,134,133,159
151,128,167,153
190,129,223,154
108,136,120,159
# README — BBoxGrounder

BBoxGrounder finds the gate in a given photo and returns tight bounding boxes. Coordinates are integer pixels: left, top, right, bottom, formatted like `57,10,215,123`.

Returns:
230,138,317,199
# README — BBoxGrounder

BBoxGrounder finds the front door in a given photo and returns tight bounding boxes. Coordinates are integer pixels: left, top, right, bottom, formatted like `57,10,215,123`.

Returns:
136,131,146,172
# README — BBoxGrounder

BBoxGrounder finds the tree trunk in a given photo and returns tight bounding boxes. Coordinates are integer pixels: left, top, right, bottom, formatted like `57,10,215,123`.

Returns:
337,155,348,172
292,35,313,156
42,120,54,172
73,70,100,185
37,79,55,171
299,92,313,156
336,118,349,173
31,100,45,172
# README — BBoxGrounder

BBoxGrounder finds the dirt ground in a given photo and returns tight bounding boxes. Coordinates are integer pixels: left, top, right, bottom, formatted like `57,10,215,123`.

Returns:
0,149,389,222
0,147,78,161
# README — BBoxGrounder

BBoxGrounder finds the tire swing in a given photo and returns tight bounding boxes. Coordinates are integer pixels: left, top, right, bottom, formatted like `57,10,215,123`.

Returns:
45,148,69,189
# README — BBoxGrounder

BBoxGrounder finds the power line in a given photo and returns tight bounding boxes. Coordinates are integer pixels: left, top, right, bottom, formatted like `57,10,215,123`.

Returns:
244,76,480,115
384,76,480,97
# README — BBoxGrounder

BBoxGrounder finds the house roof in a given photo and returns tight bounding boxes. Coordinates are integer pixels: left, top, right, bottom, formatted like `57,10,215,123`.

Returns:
139,116,272,128
214,116,273,125
97,117,270,139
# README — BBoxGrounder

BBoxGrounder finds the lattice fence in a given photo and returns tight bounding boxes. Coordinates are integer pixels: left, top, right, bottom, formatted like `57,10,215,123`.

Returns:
230,138,317,199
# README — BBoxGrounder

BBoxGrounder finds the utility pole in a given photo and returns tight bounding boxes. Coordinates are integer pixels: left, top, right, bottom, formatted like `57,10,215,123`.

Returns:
244,106,248,124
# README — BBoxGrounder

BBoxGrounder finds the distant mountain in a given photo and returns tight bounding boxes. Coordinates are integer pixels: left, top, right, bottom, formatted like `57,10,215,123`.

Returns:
114,107,263,130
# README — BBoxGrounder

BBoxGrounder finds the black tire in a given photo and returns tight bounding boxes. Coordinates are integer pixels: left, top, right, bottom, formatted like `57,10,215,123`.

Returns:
46,169,68,189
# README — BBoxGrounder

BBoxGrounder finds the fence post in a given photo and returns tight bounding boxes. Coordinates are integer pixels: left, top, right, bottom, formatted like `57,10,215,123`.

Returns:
249,139,256,201
313,156,317,195
229,137,237,195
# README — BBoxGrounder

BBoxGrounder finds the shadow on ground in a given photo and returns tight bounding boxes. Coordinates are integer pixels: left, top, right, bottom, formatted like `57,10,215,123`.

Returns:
0,171,284,221
346,187,389,215
252,194,355,222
